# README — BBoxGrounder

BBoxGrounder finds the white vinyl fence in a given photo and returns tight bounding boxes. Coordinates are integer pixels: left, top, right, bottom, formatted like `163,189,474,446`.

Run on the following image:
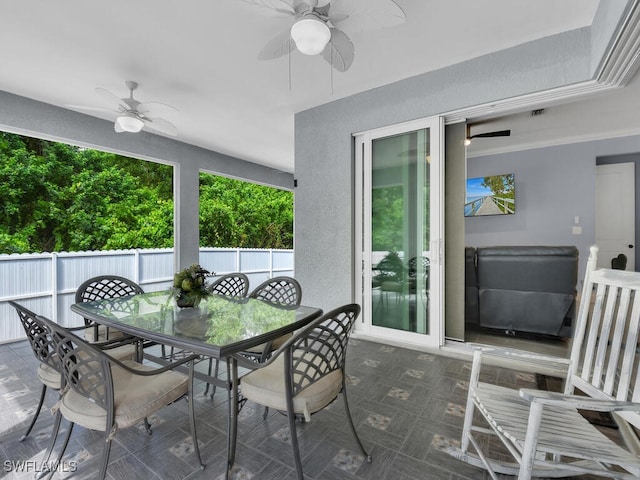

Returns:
0,247,293,344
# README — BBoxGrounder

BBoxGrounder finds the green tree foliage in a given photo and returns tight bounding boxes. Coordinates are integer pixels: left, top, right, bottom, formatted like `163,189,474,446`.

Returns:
0,132,293,253
372,185,404,251
481,174,514,200
481,174,515,213
372,183,431,254
199,173,293,249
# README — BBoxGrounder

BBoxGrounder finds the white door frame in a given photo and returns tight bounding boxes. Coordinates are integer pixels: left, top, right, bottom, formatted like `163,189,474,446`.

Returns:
354,116,444,349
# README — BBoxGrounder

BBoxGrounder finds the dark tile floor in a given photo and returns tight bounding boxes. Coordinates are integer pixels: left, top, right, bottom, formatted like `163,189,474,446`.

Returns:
0,338,608,480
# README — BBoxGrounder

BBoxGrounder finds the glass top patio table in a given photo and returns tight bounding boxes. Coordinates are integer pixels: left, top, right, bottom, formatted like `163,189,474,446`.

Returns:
70,289,323,478
70,290,323,359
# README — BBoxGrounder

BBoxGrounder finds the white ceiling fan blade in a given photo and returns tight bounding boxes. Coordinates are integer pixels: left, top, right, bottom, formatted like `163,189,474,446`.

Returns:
137,101,177,115
329,0,406,32
322,28,354,72
258,30,296,60
143,117,178,137
65,104,118,115
238,0,296,17
94,87,128,109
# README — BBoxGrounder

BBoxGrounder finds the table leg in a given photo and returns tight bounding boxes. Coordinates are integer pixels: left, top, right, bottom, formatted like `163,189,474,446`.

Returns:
226,356,239,478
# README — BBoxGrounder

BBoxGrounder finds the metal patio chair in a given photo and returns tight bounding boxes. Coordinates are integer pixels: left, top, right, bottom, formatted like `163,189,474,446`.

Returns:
239,303,371,480
9,301,62,442
244,276,302,358
9,300,137,442
203,272,250,397
75,274,144,342
36,314,204,480
207,272,250,297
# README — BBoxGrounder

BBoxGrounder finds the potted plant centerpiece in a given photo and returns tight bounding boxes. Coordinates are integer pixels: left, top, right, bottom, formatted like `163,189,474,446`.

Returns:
171,264,213,307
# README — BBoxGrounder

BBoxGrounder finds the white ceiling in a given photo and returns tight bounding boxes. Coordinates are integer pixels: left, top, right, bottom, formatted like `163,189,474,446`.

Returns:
0,0,613,172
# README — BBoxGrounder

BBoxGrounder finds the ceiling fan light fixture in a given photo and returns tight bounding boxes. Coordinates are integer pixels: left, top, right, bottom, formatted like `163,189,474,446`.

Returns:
290,17,331,55
115,113,144,133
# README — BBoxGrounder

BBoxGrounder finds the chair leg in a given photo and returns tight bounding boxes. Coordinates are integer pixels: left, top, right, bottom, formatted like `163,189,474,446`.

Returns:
97,434,112,480
187,361,205,470
259,345,272,417
40,420,74,480
20,384,47,441
37,409,63,478
341,379,371,461
287,408,304,480
461,351,482,453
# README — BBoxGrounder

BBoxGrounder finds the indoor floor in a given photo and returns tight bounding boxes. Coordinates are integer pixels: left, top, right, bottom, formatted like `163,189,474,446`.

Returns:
463,323,571,358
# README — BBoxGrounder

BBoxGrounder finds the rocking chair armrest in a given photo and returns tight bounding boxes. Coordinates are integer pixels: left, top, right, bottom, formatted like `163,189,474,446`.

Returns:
107,352,200,376
520,388,640,413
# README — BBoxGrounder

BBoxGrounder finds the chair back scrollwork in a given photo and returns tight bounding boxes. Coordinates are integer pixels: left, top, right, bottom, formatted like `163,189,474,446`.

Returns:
10,301,59,373
249,276,302,307
208,272,249,298
286,303,359,396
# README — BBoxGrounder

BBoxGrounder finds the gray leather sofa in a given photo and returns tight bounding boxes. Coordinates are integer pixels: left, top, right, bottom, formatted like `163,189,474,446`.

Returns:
466,246,579,338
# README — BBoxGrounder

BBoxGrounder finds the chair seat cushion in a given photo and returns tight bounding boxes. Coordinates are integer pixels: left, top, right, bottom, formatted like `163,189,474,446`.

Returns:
104,343,137,362
83,324,126,342
37,362,61,389
241,354,342,422
59,360,188,431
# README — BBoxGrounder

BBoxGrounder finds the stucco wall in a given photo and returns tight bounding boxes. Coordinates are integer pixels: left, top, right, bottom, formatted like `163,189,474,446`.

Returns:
294,2,633,311
295,33,594,310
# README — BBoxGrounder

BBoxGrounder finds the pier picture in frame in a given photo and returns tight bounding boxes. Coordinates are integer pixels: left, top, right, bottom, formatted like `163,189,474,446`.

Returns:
465,173,515,217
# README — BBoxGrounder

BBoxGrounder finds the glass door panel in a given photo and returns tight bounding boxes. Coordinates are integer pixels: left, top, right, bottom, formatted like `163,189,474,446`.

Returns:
371,129,429,333
355,116,443,348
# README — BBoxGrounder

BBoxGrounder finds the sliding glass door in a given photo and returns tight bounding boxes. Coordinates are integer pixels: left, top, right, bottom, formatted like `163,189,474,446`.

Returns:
355,117,443,348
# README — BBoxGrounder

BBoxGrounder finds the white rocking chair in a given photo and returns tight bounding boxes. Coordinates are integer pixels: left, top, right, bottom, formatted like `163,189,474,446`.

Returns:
448,245,640,479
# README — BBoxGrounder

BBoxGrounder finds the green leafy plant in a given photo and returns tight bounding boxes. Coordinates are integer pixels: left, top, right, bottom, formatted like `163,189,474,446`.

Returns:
171,264,214,307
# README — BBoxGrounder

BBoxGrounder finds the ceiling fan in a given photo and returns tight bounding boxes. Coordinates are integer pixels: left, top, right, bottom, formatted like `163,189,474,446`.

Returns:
66,81,178,136
239,0,406,72
465,125,511,145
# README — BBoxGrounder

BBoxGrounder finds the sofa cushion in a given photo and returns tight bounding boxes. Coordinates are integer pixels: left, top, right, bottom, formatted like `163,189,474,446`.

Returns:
477,246,578,294
478,289,574,336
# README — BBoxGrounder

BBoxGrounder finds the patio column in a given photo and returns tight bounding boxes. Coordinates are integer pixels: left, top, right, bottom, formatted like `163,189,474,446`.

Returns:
174,162,200,271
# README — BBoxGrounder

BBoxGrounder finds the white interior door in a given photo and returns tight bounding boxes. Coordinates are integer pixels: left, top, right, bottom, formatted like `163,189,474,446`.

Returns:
354,116,444,348
596,162,635,270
